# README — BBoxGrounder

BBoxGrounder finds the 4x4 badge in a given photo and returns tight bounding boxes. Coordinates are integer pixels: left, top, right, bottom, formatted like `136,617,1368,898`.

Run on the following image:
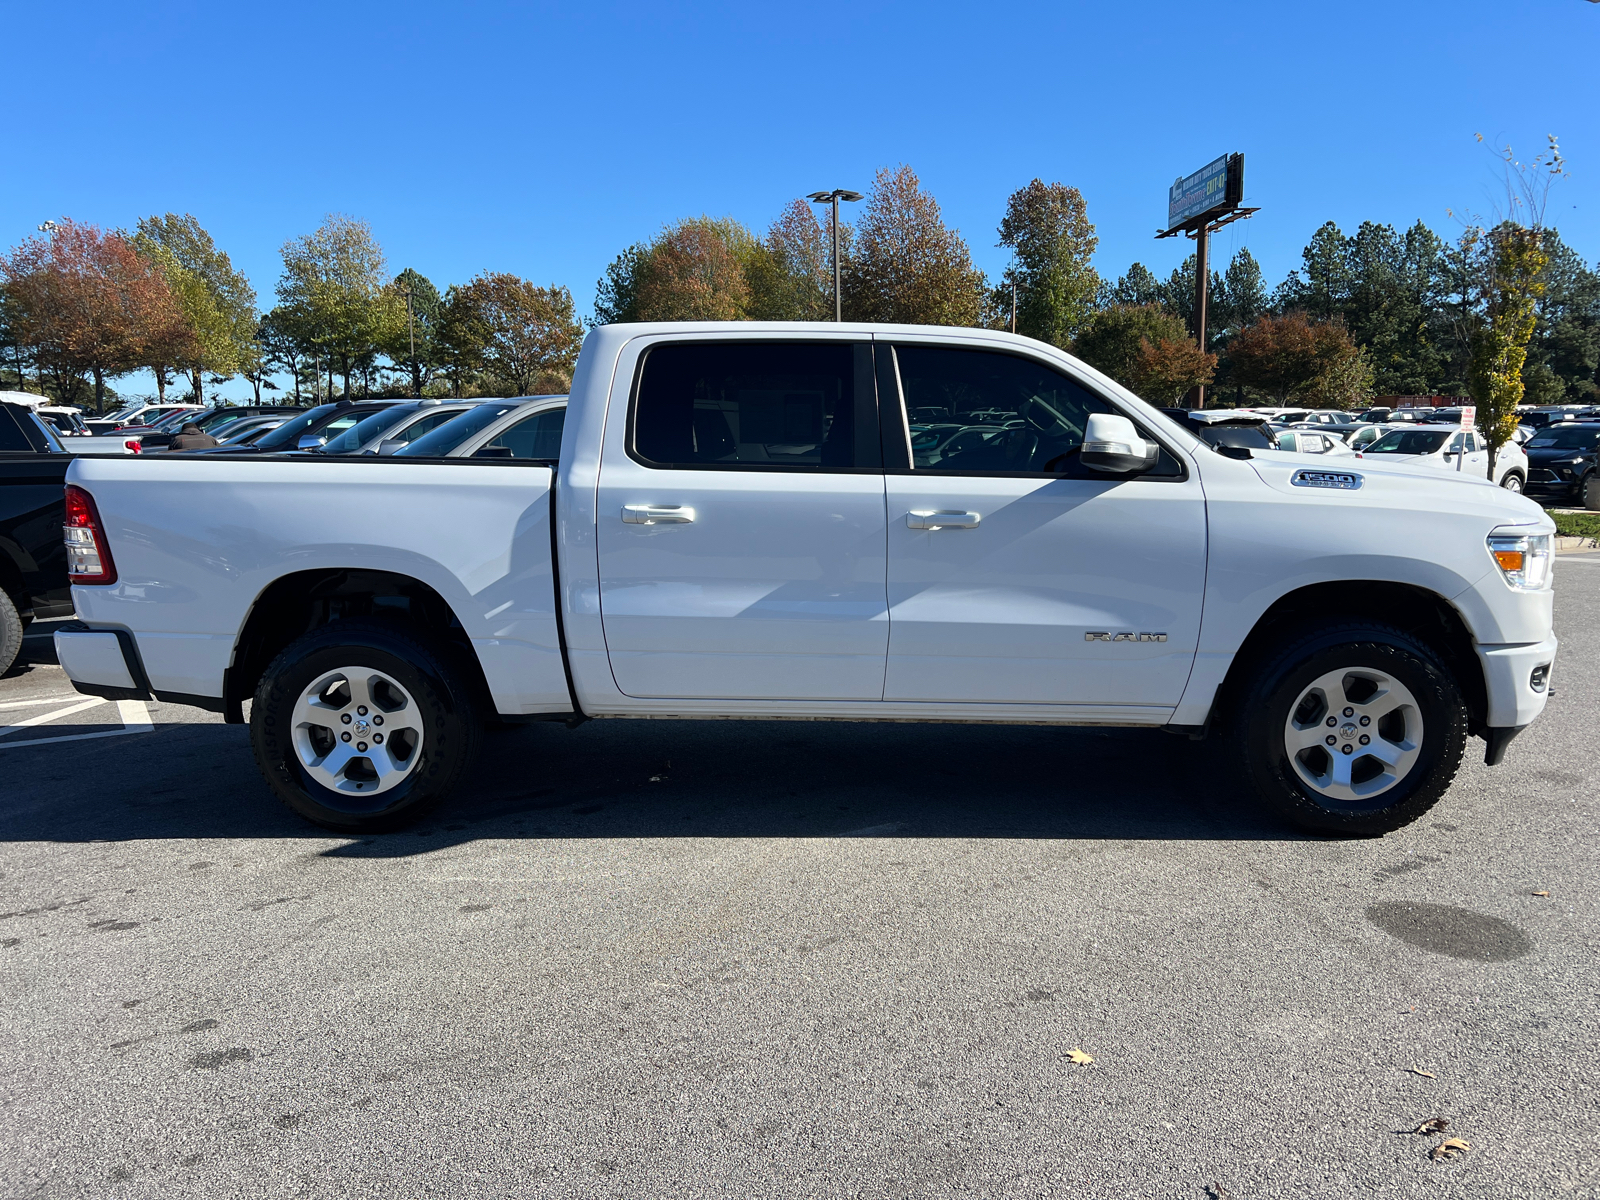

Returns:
1084,632,1167,642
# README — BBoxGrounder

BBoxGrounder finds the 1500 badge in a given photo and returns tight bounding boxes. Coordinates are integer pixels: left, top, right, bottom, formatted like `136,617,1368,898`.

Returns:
1084,632,1168,642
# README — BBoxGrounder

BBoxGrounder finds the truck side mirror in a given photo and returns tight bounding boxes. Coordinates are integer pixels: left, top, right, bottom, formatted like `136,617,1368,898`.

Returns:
377,438,405,456
1080,413,1159,476
297,434,326,450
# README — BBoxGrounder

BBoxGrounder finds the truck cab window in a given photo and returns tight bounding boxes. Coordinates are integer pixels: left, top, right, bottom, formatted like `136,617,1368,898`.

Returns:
633,342,876,470
894,345,1176,477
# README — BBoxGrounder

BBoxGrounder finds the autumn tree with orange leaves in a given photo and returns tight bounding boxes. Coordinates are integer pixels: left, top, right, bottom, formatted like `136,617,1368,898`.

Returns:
0,219,189,411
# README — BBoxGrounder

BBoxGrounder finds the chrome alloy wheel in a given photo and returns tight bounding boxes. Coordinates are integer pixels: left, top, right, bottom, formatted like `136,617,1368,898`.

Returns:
290,667,423,796
1283,667,1424,803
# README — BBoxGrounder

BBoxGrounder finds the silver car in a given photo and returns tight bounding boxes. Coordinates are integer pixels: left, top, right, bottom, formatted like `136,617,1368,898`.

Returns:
314,399,489,456
392,396,567,460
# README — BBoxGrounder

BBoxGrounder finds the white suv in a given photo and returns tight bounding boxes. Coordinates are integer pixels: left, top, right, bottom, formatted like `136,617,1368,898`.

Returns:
1357,425,1529,492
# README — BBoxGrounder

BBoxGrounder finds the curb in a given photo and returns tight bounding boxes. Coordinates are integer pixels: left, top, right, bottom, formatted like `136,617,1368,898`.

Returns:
1555,535,1598,554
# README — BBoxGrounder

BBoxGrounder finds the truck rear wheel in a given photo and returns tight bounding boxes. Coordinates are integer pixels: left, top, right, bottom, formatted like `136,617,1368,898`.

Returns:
250,621,480,832
1233,623,1467,836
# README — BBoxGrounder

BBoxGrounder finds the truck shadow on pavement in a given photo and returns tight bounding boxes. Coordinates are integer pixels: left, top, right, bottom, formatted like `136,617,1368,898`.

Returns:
1,711,1304,853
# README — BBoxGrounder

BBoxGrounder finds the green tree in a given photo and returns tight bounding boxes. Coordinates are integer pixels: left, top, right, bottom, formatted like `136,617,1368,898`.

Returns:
0,285,38,392
992,179,1099,346
843,164,987,326
634,218,755,321
1228,312,1368,407
1216,249,1268,334
746,200,833,321
437,285,491,397
594,243,647,324
1,218,187,411
276,214,401,399
449,273,584,395
1456,136,1567,477
1521,229,1600,403
1275,219,1451,393
384,268,444,396
1072,304,1213,401
132,213,257,404
1104,263,1164,308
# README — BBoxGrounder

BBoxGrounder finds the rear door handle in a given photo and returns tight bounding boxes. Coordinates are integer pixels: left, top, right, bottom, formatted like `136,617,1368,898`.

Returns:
906,510,980,530
622,504,695,525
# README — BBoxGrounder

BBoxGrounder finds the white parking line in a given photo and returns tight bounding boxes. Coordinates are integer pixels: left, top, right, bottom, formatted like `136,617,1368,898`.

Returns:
0,698,155,750
0,697,107,737
0,695,88,710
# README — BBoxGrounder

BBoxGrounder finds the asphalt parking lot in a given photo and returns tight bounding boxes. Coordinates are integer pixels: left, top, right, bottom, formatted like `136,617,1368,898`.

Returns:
3,560,1598,1200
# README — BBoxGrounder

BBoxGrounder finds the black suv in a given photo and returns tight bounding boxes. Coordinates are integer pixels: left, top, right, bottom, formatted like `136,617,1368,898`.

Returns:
0,401,73,673
1523,422,1600,508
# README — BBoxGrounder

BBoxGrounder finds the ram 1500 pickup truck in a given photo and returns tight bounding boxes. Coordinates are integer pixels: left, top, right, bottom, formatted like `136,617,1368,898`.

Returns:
55,323,1558,837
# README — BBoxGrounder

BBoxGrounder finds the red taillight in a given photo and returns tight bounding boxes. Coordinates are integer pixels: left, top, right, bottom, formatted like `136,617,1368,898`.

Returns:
64,484,117,585
124,440,142,454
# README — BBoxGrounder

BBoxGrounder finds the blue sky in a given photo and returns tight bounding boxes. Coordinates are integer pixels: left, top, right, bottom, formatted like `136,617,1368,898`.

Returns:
5,0,1597,400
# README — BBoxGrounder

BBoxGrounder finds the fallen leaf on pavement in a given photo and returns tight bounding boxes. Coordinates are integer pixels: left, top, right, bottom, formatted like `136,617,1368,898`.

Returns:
1430,1137,1470,1161
1412,1117,1451,1134
1064,1048,1093,1065
1532,891,1550,897
1407,1067,1437,1079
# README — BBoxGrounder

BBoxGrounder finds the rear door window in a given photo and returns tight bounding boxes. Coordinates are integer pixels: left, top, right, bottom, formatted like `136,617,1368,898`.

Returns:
632,341,878,470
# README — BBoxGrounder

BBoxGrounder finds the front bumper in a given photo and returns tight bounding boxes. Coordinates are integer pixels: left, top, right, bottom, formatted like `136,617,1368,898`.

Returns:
1475,634,1558,729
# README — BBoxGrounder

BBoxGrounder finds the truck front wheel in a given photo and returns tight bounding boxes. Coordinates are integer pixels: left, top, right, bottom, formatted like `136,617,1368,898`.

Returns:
1233,623,1468,836
250,621,480,832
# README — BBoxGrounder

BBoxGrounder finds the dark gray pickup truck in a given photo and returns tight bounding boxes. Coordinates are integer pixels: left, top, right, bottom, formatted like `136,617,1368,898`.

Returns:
0,400,73,673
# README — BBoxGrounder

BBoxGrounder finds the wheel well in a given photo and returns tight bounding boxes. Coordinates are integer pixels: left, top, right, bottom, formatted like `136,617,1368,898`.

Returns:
225,569,495,724
1213,581,1488,736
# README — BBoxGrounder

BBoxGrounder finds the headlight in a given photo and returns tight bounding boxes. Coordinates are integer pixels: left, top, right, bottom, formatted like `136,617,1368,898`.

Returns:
1487,530,1552,591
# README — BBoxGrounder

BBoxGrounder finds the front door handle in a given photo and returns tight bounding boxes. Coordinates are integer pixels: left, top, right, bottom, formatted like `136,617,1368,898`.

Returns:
906,510,980,530
622,504,696,525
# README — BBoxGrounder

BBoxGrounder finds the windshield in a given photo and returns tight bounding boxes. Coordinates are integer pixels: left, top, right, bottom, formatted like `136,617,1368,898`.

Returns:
1198,423,1276,450
321,405,418,454
253,405,336,451
394,401,530,457
1527,426,1600,450
1366,429,1451,455
197,408,255,432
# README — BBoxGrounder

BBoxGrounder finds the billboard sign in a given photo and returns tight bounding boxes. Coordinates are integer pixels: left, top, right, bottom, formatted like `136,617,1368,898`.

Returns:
1167,154,1242,233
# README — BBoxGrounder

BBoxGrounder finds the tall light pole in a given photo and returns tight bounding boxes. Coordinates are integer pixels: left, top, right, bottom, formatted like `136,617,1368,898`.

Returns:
807,189,862,321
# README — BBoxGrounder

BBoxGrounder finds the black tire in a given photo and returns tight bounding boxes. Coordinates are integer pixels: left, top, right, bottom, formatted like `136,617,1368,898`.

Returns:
250,620,480,832
1233,622,1468,837
1500,471,1524,493
0,589,22,676
1585,473,1600,512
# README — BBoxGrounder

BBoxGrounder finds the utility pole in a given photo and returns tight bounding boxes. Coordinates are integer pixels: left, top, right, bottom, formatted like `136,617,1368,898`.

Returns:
1192,224,1210,408
1011,279,1018,334
807,189,863,321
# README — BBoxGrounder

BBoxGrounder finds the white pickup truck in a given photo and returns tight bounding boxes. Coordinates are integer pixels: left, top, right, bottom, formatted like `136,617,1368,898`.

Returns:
55,323,1558,837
